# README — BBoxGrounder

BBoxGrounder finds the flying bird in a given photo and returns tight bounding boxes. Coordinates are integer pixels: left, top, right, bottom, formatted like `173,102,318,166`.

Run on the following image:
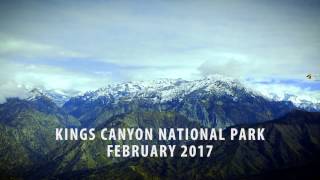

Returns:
306,74,312,79
306,73,320,81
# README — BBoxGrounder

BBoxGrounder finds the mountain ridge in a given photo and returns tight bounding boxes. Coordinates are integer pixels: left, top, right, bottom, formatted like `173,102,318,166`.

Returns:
63,75,295,128
3,75,319,112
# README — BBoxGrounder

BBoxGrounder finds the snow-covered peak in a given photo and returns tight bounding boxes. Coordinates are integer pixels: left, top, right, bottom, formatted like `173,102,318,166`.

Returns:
246,82,320,111
257,91,320,111
76,74,320,111
80,75,252,103
26,88,79,106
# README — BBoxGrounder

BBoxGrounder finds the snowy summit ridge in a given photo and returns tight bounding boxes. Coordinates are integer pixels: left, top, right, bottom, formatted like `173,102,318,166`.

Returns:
80,74,254,103
9,74,319,111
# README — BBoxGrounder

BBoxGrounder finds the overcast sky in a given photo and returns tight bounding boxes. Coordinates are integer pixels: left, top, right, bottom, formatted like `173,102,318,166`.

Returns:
0,0,319,100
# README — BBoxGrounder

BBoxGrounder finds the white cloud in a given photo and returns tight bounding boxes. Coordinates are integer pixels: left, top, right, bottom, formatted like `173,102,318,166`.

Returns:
0,35,85,59
0,60,112,102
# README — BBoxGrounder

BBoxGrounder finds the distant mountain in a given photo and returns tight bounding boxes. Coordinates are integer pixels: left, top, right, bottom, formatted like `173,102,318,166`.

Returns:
260,92,320,112
6,75,319,112
72,75,253,103
27,88,80,107
63,75,295,128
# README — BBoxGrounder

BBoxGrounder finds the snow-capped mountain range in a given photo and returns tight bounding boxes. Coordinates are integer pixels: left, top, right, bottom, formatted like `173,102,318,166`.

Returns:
80,74,253,103
258,92,320,112
23,75,320,111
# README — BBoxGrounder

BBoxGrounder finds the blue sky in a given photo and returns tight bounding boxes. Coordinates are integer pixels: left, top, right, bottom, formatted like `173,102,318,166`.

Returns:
0,0,319,100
